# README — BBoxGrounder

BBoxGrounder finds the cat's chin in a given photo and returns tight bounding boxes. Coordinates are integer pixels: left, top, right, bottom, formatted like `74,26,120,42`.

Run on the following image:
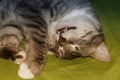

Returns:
18,63,35,79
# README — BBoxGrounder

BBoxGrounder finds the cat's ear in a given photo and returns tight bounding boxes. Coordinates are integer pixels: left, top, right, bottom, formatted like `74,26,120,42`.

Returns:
90,42,111,62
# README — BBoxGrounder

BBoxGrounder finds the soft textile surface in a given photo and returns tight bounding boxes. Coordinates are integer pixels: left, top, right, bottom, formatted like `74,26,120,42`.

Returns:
0,0,120,80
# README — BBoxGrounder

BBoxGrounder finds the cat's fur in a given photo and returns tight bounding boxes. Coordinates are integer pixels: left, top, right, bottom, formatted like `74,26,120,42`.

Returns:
0,0,111,79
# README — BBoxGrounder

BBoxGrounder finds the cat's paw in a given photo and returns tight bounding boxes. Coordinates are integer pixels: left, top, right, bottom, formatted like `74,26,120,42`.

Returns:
18,63,35,79
0,35,19,47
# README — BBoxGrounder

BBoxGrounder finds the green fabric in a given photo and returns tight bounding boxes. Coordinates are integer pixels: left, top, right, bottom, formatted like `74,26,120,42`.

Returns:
0,0,120,80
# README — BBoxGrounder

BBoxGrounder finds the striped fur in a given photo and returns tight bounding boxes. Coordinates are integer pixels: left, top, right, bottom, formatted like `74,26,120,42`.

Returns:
0,0,110,79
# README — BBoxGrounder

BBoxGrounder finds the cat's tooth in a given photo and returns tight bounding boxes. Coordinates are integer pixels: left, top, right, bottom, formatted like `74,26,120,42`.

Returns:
90,42,111,62
58,46,65,58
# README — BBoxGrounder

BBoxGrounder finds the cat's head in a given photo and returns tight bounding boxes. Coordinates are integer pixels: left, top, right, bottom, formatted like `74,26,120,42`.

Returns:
56,31,111,62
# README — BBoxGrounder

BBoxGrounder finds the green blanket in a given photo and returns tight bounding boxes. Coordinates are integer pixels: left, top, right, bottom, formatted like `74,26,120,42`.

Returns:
0,0,120,80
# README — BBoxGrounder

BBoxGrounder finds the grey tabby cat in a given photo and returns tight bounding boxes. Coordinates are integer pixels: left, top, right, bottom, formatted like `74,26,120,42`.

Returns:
0,0,111,79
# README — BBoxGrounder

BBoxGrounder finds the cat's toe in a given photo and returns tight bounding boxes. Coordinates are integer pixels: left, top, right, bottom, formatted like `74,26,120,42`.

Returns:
0,42,6,47
18,63,35,79
8,42,18,47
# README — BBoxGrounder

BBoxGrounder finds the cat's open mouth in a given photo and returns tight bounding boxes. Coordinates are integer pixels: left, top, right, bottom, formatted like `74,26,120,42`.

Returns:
0,46,20,60
0,46,26,65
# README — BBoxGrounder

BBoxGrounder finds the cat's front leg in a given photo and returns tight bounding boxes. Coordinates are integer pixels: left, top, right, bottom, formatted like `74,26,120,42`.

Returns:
18,32,47,79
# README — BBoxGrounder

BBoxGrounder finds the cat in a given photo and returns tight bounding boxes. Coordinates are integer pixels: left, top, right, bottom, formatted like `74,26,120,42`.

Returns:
0,0,111,79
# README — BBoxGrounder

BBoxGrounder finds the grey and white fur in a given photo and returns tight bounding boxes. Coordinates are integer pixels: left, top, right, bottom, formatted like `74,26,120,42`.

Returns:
0,0,111,79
